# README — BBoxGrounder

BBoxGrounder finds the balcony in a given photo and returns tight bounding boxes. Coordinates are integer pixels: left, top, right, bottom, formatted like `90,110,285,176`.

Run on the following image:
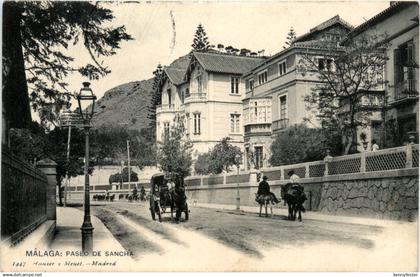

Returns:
244,123,271,137
394,79,418,103
272,118,289,132
184,93,207,102
156,104,183,113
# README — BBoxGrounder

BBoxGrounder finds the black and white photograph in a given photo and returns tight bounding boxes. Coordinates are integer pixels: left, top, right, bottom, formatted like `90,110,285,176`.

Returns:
0,0,419,273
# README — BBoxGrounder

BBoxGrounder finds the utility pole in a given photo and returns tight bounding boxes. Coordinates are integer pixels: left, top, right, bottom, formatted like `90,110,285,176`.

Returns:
63,121,72,207
127,140,131,188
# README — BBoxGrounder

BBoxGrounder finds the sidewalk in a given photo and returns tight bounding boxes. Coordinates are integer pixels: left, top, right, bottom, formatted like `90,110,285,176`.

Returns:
51,206,125,252
194,202,414,227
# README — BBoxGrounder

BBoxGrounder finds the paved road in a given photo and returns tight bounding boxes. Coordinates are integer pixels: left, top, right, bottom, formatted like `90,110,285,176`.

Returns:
82,200,417,271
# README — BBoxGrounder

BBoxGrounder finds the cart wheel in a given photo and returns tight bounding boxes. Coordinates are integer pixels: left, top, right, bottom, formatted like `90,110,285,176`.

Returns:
184,202,189,221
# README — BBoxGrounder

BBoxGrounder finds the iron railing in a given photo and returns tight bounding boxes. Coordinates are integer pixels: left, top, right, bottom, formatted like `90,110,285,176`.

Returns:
185,144,419,186
395,79,418,101
1,148,48,245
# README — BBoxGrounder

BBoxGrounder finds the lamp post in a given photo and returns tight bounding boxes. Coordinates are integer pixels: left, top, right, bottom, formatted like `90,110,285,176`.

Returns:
234,153,242,211
76,82,97,253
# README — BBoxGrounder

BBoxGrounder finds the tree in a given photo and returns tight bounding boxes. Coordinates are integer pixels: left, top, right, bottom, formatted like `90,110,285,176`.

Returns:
208,137,242,174
108,167,139,184
3,1,132,129
283,27,297,49
157,115,193,178
9,122,48,163
300,33,388,154
269,124,340,166
194,152,212,175
147,64,164,139
90,126,156,168
46,126,87,203
191,24,210,52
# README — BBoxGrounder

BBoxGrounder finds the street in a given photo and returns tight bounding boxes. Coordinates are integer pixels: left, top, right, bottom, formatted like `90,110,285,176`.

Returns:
72,200,417,271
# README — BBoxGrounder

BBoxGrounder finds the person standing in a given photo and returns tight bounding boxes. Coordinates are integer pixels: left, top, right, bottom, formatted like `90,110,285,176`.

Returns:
371,140,379,152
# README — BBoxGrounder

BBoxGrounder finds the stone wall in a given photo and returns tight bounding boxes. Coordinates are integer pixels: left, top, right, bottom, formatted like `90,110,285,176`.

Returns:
317,174,418,221
186,168,418,221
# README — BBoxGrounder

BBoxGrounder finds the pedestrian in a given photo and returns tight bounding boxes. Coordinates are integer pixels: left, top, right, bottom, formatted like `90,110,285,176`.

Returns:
371,140,379,152
257,176,280,203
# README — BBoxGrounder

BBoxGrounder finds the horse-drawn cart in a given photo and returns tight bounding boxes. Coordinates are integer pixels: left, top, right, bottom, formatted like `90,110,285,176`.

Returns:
149,173,189,222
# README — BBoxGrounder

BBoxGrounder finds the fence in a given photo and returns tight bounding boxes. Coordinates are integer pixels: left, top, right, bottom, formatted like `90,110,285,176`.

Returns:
1,148,48,245
185,144,419,186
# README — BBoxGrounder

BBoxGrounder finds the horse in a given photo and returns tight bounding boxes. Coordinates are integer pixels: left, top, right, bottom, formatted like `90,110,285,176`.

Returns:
255,194,274,218
171,186,187,222
280,183,307,222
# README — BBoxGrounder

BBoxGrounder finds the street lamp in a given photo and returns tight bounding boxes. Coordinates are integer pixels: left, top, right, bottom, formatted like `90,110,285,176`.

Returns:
234,153,242,211
76,81,97,253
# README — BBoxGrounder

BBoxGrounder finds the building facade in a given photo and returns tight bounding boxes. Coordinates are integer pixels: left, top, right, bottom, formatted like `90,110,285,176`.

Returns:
156,51,265,164
242,15,353,169
346,1,419,148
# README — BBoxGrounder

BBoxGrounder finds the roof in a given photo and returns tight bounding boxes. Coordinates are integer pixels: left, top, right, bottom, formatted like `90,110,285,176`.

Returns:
192,51,266,75
344,2,418,41
164,67,186,85
294,15,353,43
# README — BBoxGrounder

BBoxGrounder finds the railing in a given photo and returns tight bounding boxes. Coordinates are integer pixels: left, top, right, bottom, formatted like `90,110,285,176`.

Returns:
272,118,289,131
184,93,207,101
185,144,419,186
263,144,419,179
1,148,48,245
156,104,182,113
244,124,271,136
395,79,418,101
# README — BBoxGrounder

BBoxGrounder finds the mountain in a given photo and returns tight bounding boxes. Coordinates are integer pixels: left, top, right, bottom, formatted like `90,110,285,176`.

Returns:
91,54,191,131
91,78,154,131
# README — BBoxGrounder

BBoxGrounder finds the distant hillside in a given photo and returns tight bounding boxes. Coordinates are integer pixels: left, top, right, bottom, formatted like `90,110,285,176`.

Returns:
92,78,154,131
91,54,190,131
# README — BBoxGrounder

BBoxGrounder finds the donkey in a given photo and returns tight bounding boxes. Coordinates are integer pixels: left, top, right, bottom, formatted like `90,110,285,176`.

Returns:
255,194,274,218
280,183,307,222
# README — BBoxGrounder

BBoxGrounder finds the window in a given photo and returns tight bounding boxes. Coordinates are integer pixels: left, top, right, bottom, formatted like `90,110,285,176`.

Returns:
246,79,254,92
278,61,287,76
255,146,263,169
394,41,416,95
163,122,170,137
258,71,268,85
197,75,203,93
185,113,190,136
279,95,287,120
318,58,334,71
185,88,190,96
230,114,241,133
230,76,240,94
193,113,201,135
254,102,258,116
167,88,172,106
180,90,185,104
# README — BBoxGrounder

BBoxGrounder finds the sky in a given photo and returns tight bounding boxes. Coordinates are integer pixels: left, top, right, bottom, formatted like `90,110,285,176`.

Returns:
54,0,391,110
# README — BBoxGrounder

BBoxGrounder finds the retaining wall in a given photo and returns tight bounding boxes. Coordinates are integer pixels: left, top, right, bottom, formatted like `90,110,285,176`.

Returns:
186,168,418,221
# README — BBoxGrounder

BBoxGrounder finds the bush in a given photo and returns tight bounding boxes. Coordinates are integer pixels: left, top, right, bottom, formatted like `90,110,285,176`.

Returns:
194,153,212,175
109,167,139,184
269,124,340,166
208,137,242,174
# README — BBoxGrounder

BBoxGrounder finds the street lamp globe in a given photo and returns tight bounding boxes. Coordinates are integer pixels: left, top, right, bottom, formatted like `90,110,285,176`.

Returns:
76,82,97,124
